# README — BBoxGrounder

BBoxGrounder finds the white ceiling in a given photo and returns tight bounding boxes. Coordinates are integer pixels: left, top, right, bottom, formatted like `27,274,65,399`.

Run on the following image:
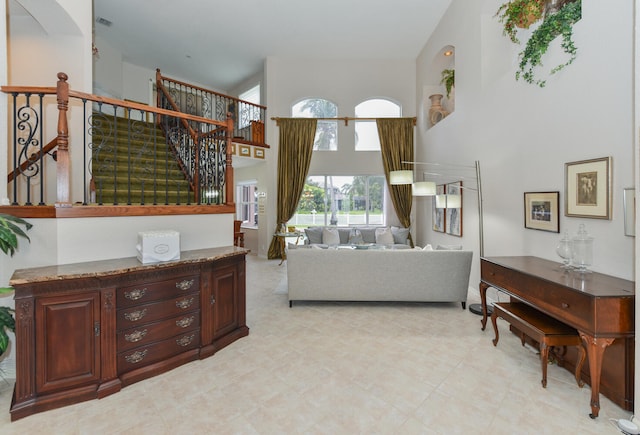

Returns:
93,0,452,92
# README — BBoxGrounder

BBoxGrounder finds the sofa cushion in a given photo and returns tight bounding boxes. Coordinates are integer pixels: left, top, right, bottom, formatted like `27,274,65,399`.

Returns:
359,227,377,244
436,244,463,250
337,228,352,244
348,228,364,245
375,227,394,245
391,226,410,245
322,227,341,245
305,227,323,244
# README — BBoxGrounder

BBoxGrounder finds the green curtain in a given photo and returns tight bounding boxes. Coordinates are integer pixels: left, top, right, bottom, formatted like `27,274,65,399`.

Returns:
267,118,318,259
377,117,415,247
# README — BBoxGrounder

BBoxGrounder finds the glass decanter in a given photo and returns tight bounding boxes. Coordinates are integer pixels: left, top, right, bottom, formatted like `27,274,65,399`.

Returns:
555,230,573,269
572,224,593,273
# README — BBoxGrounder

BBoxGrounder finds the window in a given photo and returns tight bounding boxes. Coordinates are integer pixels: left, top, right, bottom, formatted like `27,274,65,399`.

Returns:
236,182,258,227
354,99,401,151
292,98,338,151
289,175,385,227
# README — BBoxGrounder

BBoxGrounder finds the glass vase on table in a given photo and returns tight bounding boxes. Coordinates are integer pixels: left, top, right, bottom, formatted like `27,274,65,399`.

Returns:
555,230,573,270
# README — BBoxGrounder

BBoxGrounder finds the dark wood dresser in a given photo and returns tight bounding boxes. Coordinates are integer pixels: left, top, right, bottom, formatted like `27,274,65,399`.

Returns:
9,247,249,421
480,256,634,418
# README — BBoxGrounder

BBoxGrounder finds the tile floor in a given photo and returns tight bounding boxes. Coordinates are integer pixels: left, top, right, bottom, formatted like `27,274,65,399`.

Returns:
0,254,632,434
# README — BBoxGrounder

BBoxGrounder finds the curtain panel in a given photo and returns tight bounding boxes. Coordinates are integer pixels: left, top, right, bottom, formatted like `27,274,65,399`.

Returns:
267,118,318,259
377,117,414,247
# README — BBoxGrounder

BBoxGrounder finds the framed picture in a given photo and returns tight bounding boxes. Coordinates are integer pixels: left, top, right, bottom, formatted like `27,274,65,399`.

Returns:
445,181,462,237
524,191,560,232
253,147,265,159
565,157,612,219
623,187,635,237
432,184,445,233
239,145,251,157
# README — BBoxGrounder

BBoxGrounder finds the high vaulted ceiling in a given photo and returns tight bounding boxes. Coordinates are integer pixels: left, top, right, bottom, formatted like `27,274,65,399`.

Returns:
93,0,452,92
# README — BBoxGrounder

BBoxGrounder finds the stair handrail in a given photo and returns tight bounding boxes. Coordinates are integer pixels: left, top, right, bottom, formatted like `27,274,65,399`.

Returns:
2,72,235,207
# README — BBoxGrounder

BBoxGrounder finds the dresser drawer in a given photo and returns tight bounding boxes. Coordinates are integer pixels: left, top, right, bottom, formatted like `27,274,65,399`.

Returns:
117,275,199,307
117,311,200,352
117,293,199,328
117,330,200,373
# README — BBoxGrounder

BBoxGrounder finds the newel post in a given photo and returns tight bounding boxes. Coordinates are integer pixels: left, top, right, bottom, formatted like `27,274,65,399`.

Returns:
55,72,71,207
225,114,234,207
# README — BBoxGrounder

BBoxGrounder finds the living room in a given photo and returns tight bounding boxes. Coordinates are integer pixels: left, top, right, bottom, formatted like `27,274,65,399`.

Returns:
0,0,637,432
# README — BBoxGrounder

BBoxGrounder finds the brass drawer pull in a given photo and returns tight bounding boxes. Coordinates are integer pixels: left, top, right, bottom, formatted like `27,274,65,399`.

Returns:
124,349,148,364
124,329,148,343
176,297,195,309
124,309,147,322
176,279,195,291
124,288,147,300
176,316,195,328
176,334,195,347
561,302,570,309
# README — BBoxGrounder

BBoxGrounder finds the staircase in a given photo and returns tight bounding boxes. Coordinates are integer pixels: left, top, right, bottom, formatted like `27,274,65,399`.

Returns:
91,114,192,205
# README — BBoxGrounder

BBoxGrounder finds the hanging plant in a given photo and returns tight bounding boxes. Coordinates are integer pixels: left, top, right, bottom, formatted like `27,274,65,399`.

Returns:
495,0,546,43
516,0,581,87
440,69,455,99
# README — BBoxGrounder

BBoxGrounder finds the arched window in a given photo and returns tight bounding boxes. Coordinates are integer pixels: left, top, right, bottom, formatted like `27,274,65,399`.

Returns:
292,98,338,151
354,98,401,151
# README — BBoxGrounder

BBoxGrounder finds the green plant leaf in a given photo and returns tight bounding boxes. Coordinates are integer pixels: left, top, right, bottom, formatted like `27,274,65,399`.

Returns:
0,214,32,256
0,329,8,355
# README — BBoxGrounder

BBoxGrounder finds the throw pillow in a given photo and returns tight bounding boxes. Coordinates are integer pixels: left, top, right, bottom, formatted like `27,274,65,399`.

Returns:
375,227,394,245
305,227,323,245
436,244,463,250
391,226,410,245
422,244,434,251
322,227,341,245
348,228,364,245
359,227,377,244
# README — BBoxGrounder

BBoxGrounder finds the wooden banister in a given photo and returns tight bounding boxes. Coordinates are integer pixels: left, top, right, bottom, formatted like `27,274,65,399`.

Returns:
56,72,70,208
7,137,57,183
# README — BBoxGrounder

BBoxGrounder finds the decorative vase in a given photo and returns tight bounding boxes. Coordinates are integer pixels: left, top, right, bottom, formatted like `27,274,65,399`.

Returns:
572,223,593,273
428,94,449,127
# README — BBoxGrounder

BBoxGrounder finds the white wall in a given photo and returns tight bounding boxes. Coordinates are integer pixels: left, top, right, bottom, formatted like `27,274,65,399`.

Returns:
262,57,417,257
416,0,635,290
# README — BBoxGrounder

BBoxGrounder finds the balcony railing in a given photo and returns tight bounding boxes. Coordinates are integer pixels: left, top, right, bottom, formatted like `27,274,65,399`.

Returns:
2,72,235,210
156,69,266,147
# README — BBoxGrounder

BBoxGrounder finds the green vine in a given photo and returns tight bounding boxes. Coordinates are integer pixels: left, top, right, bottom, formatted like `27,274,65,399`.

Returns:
440,69,455,99
516,1,581,87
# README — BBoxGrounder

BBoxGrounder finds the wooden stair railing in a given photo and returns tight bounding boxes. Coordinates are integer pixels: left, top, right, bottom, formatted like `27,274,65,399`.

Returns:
2,72,235,209
7,137,57,183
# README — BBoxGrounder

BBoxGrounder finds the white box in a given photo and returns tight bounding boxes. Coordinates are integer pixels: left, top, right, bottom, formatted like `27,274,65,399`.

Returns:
136,230,180,264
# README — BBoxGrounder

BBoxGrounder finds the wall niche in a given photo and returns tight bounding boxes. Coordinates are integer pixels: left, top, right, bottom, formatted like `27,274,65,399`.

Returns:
425,44,455,129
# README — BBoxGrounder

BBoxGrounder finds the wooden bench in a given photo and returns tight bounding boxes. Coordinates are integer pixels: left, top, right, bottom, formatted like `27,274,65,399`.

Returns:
491,302,586,388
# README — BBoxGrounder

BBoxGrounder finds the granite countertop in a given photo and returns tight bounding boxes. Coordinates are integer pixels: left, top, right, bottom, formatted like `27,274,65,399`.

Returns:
10,246,249,285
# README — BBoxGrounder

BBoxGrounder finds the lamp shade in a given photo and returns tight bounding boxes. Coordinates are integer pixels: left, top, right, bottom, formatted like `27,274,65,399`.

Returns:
435,194,447,208
389,170,413,185
446,194,462,208
412,181,436,196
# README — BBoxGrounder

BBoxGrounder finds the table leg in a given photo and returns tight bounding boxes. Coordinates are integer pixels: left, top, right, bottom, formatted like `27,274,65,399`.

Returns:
578,332,615,418
479,282,489,331
278,236,286,265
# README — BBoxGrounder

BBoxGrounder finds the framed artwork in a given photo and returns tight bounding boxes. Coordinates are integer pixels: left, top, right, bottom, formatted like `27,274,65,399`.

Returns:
239,145,251,157
565,157,612,219
432,184,445,232
524,191,560,232
445,181,462,237
623,187,635,237
253,147,265,159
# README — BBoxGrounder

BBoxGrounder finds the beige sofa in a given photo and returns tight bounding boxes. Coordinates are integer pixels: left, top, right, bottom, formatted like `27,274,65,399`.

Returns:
286,247,473,308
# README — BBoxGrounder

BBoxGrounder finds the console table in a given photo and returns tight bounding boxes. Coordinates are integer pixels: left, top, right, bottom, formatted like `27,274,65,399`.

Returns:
9,247,249,421
479,256,634,418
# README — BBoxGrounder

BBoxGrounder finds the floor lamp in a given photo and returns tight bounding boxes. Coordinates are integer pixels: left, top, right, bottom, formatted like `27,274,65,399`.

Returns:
389,160,490,316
